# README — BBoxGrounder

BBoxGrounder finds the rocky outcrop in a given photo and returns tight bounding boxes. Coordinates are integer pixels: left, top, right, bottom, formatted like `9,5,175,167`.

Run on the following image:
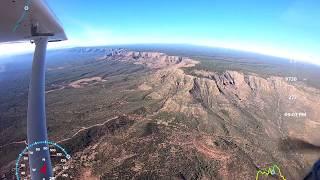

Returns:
79,50,320,178
103,49,194,69
139,61,320,179
2,48,320,180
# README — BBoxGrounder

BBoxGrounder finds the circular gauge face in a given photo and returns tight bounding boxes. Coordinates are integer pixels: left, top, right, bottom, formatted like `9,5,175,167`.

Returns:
16,141,71,180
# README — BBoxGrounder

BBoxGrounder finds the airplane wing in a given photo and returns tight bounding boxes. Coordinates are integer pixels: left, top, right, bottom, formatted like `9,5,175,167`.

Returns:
0,0,67,43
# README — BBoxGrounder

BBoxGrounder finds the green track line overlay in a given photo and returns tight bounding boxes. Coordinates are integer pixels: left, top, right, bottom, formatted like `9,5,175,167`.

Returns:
255,164,286,180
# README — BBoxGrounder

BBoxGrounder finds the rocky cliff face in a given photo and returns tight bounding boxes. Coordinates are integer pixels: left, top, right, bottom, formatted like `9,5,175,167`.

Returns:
100,50,320,179
2,49,319,179
103,49,195,69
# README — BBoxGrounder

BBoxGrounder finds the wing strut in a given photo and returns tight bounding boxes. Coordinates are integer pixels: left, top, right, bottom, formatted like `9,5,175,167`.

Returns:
27,36,53,179
0,0,67,179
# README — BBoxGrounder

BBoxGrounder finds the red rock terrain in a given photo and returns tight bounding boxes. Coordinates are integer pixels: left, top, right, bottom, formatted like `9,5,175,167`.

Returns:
62,50,320,179
1,49,319,179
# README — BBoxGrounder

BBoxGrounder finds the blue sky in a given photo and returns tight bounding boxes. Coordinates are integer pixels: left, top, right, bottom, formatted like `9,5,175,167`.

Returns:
1,0,320,64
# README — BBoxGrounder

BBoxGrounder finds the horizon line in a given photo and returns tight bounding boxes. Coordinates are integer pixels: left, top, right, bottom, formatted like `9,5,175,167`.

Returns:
0,42,319,66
